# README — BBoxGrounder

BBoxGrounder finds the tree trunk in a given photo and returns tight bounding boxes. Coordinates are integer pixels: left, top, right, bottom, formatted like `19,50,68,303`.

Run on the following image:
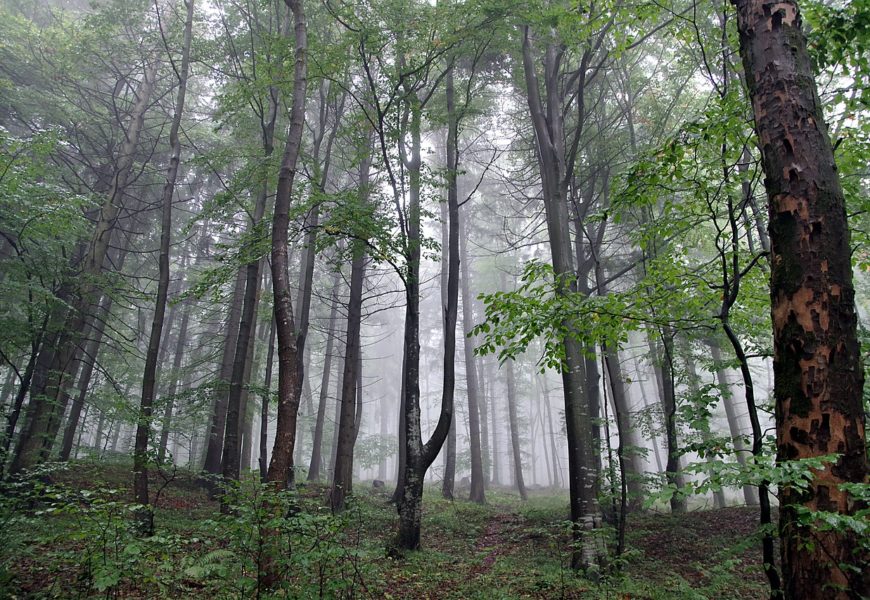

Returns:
220,60,279,483
203,266,246,474
307,267,341,480
59,292,114,461
541,376,562,488
396,91,454,550
439,64,460,501
132,1,193,534
265,0,307,490
259,316,276,482
221,246,265,485
1,330,42,468
733,2,869,596
522,26,601,570
683,346,727,509
661,330,687,514
11,60,158,474
709,341,759,505
505,359,527,500
157,296,192,464
477,357,490,485
488,359,502,486
459,216,485,503
331,242,366,512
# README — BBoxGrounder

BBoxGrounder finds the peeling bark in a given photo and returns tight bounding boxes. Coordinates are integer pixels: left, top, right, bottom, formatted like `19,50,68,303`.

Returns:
733,1,869,597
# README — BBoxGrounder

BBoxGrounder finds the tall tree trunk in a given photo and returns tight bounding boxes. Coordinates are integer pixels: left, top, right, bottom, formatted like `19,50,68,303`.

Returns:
11,61,159,474
683,345,727,509
221,54,280,483
440,64,460,501
331,243,366,512
307,267,341,480
478,357,490,485
59,291,114,461
659,330,687,514
259,316,276,482
522,26,601,570
601,346,645,509
541,376,562,488
203,266,245,474
157,296,191,464
132,1,193,534
1,329,42,469
221,250,264,485
505,359,527,500
440,198,456,501
709,341,759,505
489,359,501,486
459,216,485,503
396,91,454,550
265,0,307,489
733,3,869,596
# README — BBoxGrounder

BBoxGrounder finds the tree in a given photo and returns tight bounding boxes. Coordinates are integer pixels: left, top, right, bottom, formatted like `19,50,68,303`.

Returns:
265,0,307,489
133,0,195,535
732,1,869,597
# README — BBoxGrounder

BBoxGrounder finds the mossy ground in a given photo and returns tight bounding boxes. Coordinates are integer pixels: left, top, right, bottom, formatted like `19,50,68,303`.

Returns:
1,460,770,599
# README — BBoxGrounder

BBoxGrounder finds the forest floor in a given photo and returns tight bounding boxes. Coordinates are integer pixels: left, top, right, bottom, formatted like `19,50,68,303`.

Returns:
1,459,771,599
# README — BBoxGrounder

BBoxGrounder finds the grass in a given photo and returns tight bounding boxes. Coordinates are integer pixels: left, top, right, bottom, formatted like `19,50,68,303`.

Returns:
1,459,771,599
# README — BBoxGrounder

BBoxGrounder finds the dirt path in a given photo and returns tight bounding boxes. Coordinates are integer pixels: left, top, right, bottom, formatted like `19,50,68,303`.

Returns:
468,509,523,576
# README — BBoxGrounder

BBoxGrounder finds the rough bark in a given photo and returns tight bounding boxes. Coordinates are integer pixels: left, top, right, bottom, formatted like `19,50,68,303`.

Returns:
733,2,869,596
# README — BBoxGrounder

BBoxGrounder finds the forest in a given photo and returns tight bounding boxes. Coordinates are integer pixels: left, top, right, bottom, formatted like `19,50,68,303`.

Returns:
0,0,867,597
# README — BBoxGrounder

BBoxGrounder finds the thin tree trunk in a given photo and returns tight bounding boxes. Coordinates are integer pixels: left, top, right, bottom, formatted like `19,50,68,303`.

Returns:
221,250,264,486
459,217,485,503
307,267,341,480
133,1,193,534
59,292,114,461
157,297,191,464
541,376,562,488
396,90,455,550
11,61,158,474
203,265,246,474
658,330,686,514
709,341,759,505
331,242,366,512
684,350,727,510
259,316,276,482
439,63,460,501
505,359,527,500
477,357,490,486
265,0,307,489
601,346,645,508
489,359,502,486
